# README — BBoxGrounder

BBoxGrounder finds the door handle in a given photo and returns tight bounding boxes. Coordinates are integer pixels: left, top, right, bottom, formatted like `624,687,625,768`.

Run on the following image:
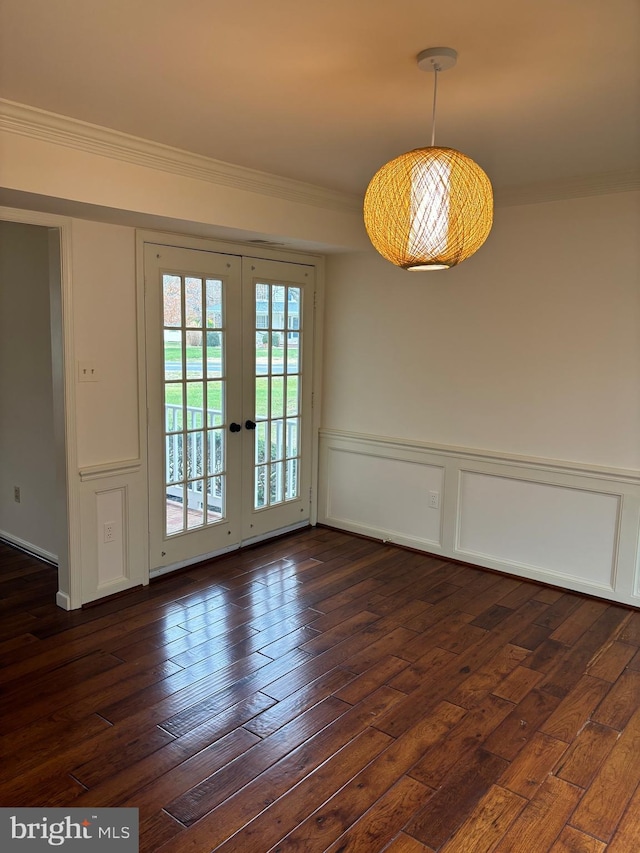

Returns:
229,422,242,433
245,419,257,430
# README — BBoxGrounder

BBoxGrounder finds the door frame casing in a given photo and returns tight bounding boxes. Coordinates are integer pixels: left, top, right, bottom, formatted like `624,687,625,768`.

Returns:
136,230,325,579
0,206,79,610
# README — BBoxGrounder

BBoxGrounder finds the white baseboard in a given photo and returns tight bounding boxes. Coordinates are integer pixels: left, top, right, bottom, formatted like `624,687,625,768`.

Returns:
0,529,58,565
55,590,72,610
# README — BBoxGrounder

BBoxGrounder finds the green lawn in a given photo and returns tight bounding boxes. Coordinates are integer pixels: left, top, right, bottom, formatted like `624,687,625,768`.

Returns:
163,341,300,420
164,370,299,420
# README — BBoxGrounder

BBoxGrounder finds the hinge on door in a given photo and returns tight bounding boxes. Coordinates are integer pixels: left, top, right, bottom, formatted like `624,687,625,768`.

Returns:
311,391,314,409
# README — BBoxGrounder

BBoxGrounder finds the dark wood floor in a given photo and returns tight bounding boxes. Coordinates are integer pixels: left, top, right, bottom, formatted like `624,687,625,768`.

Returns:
1,528,640,852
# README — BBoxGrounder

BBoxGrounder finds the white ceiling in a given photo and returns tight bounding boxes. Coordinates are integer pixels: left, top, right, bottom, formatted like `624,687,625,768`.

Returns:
0,0,638,199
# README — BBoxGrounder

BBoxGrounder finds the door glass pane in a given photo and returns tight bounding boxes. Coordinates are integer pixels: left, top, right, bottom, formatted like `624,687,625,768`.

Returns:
166,434,183,483
256,421,268,463
287,332,300,374
207,381,223,425
163,275,181,326
207,477,224,521
206,331,222,378
286,376,299,416
271,333,284,375
272,285,285,330
271,376,283,419
186,330,203,380
207,429,224,475
255,377,268,419
286,458,298,500
271,420,284,461
286,418,299,458
255,465,268,508
185,277,203,327
187,480,205,528
206,279,222,328
166,484,184,535
187,431,204,479
271,461,284,503
253,282,303,509
186,383,204,429
163,273,227,536
165,385,183,431
164,330,182,381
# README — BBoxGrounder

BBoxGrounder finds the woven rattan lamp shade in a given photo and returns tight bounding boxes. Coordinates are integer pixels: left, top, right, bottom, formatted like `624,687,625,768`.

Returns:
364,146,493,270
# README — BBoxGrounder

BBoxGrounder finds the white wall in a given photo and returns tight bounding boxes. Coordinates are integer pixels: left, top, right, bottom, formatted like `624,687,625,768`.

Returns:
0,220,58,558
323,191,640,470
320,191,640,605
72,219,139,467
69,219,148,603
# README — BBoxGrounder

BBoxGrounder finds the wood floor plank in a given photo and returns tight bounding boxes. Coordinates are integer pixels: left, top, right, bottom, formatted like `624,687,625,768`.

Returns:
438,785,526,853
153,689,411,853
323,776,432,853
548,826,607,853
606,782,640,852
482,688,561,761
570,706,640,841
499,731,568,798
2,531,639,853
446,644,530,710
382,835,436,853
587,639,636,681
549,599,609,645
492,776,583,852
404,748,509,849
491,664,544,703
408,693,514,789
618,610,640,645
242,667,355,737
261,702,465,853
203,728,394,853
589,668,640,730
539,674,611,742
555,721,620,789
139,810,184,853
539,606,632,699
165,696,351,824
334,655,409,705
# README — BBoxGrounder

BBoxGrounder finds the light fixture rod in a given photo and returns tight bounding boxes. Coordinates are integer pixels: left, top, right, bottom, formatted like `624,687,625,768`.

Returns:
431,65,439,147
417,47,458,148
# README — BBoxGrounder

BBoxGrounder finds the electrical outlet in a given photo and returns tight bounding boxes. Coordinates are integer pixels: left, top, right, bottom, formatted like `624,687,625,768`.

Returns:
428,490,440,509
103,522,116,543
14,486,21,503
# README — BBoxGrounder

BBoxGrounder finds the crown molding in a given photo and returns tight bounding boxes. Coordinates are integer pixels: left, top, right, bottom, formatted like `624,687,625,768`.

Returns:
1,99,636,215
0,98,361,214
494,169,640,208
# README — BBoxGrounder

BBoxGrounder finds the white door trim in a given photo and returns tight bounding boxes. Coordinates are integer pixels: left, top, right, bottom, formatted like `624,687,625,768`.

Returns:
0,206,80,610
136,229,325,578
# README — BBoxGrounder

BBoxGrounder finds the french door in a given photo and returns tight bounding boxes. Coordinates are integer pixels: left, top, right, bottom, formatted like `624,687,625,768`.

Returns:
145,244,314,571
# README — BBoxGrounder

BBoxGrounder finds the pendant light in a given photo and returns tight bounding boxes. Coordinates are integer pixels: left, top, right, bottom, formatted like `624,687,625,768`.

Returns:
363,48,493,271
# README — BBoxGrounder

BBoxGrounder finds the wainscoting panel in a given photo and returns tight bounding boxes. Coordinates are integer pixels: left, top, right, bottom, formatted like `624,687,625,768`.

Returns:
79,459,147,604
319,430,640,606
325,447,444,549
457,471,619,590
